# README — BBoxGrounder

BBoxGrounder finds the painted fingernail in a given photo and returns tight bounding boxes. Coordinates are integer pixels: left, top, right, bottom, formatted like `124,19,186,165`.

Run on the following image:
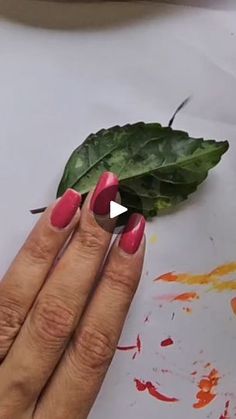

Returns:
119,213,145,254
51,189,82,229
90,172,119,216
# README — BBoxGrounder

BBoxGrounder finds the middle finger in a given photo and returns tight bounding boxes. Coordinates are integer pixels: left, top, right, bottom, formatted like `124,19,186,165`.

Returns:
0,172,118,416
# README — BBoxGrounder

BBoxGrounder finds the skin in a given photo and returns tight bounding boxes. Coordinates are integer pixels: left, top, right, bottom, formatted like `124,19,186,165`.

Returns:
0,190,145,419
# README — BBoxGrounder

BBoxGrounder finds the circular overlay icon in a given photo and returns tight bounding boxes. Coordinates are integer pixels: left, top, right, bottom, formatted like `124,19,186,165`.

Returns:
93,185,143,234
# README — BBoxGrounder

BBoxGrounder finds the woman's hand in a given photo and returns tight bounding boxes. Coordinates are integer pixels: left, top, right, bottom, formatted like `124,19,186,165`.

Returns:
0,172,145,419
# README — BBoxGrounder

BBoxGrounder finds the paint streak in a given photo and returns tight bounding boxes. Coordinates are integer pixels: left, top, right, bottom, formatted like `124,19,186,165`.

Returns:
155,272,178,282
137,335,142,353
219,400,230,419
117,334,142,356
117,345,137,351
161,338,174,347
172,292,199,302
134,379,179,403
231,297,236,315
155,292,198,303
149,234,158,245
193,368,220,409
156,262,236,292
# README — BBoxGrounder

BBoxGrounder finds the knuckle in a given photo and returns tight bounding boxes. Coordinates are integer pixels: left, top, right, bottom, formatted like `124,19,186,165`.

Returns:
72,327,115,373
104,268,137,297
0,295,24,359
23,235,53,264
30,295,75,344
76,227,105,254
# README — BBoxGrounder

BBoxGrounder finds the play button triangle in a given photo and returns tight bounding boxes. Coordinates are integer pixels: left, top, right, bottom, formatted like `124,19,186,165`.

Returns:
110,201,128,219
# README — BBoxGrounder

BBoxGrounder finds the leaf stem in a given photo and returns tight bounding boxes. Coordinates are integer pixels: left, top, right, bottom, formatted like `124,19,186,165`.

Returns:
30,206,47,214
168,97,191,127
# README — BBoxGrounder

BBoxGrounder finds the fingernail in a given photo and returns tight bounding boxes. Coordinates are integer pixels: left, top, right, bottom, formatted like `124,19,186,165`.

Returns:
51,189,82,229
90,172,119,216
119,213,145,254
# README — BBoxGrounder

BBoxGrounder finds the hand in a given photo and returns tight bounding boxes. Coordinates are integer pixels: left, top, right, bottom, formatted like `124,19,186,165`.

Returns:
0,172,145,419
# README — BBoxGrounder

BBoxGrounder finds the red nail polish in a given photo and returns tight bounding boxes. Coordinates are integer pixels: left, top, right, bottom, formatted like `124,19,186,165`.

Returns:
90,172,119,216
51,189,81,229
119,214,145,254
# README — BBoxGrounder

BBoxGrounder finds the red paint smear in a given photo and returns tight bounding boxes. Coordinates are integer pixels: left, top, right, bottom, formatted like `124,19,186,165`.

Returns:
219,400,230,419
193,368,220,409
134,379,179,403
137,335,142,353
161,338,174,347
117,334,141,355
155,272,178,282
172,292,199,302
117,345,137,351
231,297,236,315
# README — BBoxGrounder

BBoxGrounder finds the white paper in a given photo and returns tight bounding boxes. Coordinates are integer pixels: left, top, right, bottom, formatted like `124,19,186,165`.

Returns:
0,1,236,418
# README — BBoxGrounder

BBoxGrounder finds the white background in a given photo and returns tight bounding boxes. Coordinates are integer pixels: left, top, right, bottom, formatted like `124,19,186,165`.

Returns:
0,1,236,418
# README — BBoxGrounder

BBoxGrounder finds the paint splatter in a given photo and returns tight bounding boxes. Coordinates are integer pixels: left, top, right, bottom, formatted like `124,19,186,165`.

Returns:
144,313,151,323
183,307,192,314
117,334,142,358
219,400,230,419
134,379,179,403
155,262,236,292
231,297,236,315
204,362,211,369
149,234,158,245
137,335,142,353
172,292,199,302
193,368,220,409
191,371,197,376
161,338,174,347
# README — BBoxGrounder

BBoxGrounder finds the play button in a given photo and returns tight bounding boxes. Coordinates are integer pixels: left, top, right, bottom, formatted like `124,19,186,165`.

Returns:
110,201,128,219
92,183,143,234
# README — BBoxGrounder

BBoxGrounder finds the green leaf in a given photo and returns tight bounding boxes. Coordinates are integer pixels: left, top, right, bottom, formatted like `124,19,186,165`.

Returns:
57,122,229,217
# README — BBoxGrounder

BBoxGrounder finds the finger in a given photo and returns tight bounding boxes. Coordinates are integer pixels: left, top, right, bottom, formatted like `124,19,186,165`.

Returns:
0,172,118,416
0,189,81,361
36,214,145,419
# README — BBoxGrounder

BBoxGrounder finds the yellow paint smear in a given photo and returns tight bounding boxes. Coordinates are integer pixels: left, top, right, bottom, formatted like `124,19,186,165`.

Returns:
156,262,236,292
149,234,158,245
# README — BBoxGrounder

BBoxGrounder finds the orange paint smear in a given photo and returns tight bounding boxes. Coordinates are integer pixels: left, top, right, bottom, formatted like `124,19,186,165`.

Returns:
219,400,230,419
156,262,236,292
135,379,179,403
172,292,199,302
231,297,236,315
193,368,220,409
